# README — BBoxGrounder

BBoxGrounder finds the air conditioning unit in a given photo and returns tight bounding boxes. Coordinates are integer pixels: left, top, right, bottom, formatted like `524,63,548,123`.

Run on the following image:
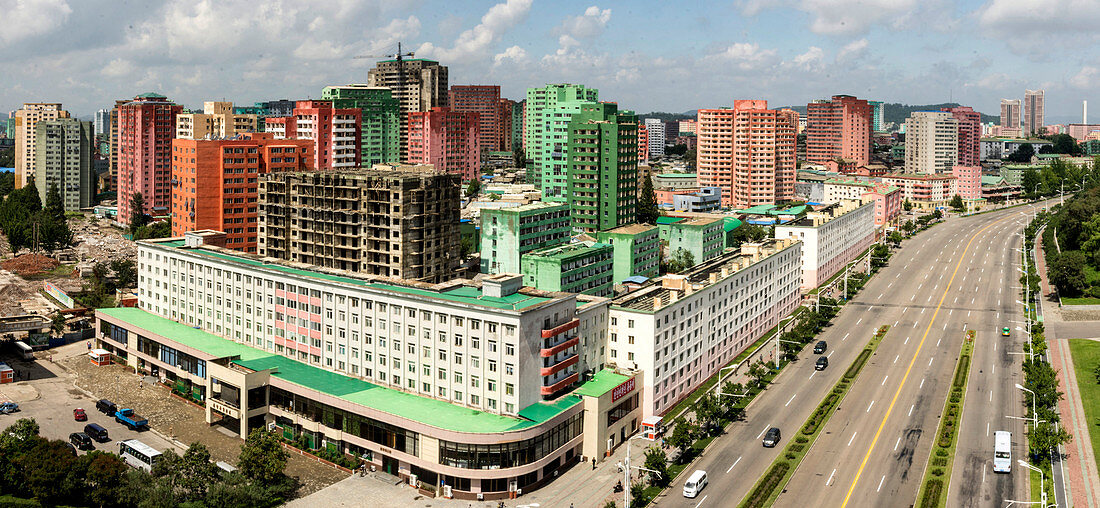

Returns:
477,493,484,501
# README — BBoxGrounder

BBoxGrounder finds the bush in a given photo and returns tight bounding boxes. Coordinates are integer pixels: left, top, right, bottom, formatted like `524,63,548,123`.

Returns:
930,468,944,477
953,357,970,387
845,349,872,379
785,452,796,460
796,436,809,444
935,448,948,457
921,479,944,508
743,462,790,508
932,457,948,467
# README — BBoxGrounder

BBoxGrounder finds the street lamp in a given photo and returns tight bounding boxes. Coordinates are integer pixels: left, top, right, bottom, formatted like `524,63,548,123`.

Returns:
774,315,798,369
1017,460,1047,508
619,434,662,508
1016,383,1038,428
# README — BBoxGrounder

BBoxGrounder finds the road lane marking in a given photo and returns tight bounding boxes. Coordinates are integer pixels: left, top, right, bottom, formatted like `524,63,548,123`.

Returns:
921,307,925,314
990,390,993,402
877,475,886,492
882,375,889,386
809,371,817,380
913,321,918,328
856,318,862,325
937,337,942,347
867,401,875,412
848,432,858,446
943,322,947,331
894,437,901,451
893,320,898,327
929,356,934,366
828,351,834,358
786,394,797,407
843,333,850,341
694,494,707,508
757,425,770,439
994,343,997,351
986,422,989,437
908,404,914,416
827,468,837,486
726,456,742,473
894,355,899,364
879,293,884,299
904,336,910,345
841,211,1020,507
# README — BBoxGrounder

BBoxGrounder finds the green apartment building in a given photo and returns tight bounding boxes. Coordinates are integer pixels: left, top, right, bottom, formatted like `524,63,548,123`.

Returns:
480,202,571,274
595,224,659,283
567,102,638,233
321,85,401,166
668,217,724,266
521,241,614,296
524,84,599,198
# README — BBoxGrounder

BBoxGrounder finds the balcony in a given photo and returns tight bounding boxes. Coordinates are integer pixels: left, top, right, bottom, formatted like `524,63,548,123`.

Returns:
540,372,579,396
541,318,579,339
540,353,578,377
540,336,578,358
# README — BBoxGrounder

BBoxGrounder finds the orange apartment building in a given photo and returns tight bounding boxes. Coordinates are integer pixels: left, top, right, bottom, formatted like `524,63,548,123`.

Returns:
170,133,313,253
697,100,796,207
449,85,502,152
806,95,871,166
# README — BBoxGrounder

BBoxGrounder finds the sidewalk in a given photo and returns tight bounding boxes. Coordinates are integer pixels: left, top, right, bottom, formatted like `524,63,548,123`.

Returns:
1035,235,1100,508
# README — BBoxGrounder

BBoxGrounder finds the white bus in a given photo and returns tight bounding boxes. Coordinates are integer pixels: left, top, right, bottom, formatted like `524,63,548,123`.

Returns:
119,439,162,472
993,431,1011,473
13,341,33,360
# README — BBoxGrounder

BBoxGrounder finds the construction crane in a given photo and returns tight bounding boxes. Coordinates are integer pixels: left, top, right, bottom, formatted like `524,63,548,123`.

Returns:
352,41,415,118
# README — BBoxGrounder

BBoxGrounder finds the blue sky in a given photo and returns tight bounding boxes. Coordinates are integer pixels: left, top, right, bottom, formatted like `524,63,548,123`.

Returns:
2,0,1098,123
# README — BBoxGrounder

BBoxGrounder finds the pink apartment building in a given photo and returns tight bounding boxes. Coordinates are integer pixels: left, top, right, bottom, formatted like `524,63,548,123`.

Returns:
407,107,480,180
952,165,982,200
638,123,648,164
881,173,958,209
697,100,796,207
806,95,871,166
116,93,182,225
862,183,902,226
942,106,981,167
264,101,361,170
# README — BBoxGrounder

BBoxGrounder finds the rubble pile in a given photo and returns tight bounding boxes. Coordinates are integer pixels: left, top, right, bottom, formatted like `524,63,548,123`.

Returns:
0,254,60,277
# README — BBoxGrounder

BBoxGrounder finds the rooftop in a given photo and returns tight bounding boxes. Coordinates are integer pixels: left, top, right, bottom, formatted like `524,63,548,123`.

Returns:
655,173,698,179
674,217,722,228
737,204,778,215
98,307,579,434
484,201,569,214
655,217,686,225
525,241,612,261
573,370,632,397
778,199,868,228
600,223,658,235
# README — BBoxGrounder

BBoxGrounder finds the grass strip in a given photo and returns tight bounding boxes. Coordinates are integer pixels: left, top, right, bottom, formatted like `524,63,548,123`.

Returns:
914,330,974,508
737,325,891,508
1067,339,1100,480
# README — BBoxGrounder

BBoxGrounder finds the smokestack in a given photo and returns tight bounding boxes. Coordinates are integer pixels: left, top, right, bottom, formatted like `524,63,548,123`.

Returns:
1084,100,1088,125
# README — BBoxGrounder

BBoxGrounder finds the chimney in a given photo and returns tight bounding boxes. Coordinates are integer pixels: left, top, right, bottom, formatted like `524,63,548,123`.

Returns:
1085,100,1089,125
653,295,663,310
709,272,718,284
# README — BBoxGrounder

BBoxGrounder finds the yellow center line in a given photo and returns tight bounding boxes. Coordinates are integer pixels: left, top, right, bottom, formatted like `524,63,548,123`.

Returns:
841,211,1021,507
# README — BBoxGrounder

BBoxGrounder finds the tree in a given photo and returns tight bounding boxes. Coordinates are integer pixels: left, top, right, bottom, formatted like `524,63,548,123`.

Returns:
1052,134,1083,156
1079,215,1100,267
178,442,218,501
629,482,646,508
949,194,965,212
902,198,913,211
51,312,66,336
1048,251,1088,296
637,176,659,224
465,179,481,198
134,218,171,241
237,429,289,487
1007,142,1035,163
748,360,770,389
695,392,722,436
666,144,688,156
21,439,79,505
684,148,697,169
642,446,670,487
129,192,150,234
44,183,64,223
1022,167,1042,196
664,248,695,274
80,451,129,508
111,259,138,288
887,231,903,247
902,220,916,235
1027,422,1072,462
0,171,13,198
667,417,695,458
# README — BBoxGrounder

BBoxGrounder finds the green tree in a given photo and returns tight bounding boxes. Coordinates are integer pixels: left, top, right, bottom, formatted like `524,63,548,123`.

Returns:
748,360,770,389
1027,422,1072,462
695,392,722,436
111,259,138,288
1022,167,1042,196
1048,251,1088,296
512,147,526,169
0,170,13,197
44,183,64,223
133,218,171,241
664,248,695,274
21,439,79,505
642,446,669,487
637,176,659,224
178,442,218,501
902,220,916,234
871,244,890,271
51,312,66,336
206,472,271,508
465,179,481,198
949,194,965,212
1007,142,1035,163
1052,134,1083,156
1078,215,1100,267
667,417,695,458
129,192,150,234
80,451,129,508
237,429,289,487
666,144,688,156
902,198,913,211
887,231,903,247
629,482,646,508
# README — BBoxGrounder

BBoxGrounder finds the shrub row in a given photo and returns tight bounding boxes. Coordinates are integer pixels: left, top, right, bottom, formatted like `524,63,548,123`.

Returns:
742,462,790,508
920,479,944,508
844,349,872,379
952,356,970,388
919,335,973,508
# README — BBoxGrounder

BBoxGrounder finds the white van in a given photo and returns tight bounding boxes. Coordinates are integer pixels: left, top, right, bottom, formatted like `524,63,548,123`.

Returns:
683,469,708,498
993,431,1012,473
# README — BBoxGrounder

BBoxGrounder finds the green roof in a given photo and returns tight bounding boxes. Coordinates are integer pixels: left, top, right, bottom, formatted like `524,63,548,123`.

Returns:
738,204,778,214
771,205,808,216
723,217,743,232
151,240,552,312
98,307,579,433
655,216,685,225
981,176,1008,185
135,92,166,99
573,369,630,397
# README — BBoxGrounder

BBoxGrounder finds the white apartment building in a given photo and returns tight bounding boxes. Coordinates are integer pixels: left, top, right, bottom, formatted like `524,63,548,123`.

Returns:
644,118,665,158
882,173,958,209
774,200,876,290
606,239,802,417
905,111,958,174
823,178,874,203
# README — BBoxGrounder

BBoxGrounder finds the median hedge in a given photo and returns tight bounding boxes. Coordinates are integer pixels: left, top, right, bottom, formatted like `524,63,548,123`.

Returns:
917,331,973,508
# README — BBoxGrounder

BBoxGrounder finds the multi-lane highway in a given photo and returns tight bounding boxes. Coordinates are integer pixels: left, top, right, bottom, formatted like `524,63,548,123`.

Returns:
664,203,1046,507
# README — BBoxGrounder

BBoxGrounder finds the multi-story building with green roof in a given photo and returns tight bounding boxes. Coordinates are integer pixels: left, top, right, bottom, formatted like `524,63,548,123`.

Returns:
566,102,638,233
480,202,571,274
321,85,400,166
521,241,614,296
668,217,724,265
524,84,599,197
596,224,659,283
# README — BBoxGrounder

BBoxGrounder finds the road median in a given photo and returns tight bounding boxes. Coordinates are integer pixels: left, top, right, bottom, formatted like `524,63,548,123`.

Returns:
914,330,974,508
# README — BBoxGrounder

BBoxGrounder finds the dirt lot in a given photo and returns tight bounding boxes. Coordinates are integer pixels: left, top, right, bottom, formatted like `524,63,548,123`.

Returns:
60,351,347,497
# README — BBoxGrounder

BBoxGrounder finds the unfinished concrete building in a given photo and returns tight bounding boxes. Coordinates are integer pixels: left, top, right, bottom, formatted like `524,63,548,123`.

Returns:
258,164,460,283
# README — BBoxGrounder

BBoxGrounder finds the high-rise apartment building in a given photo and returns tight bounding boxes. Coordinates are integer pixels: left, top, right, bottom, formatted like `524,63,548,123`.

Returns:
94,109,110,137
1024,89,1045,136
406,107,480,181
13,103,70,189
259,165,460,283
644,118,665,158
449,85,502,152
637,123,649,164
806,95,872,166
941,106,981,167
116,93,182,224
678,119,697,135
697,100,797,207
235,99,297,119
1000,99,1022,137
497,98,517,152
524,84,599,198
170,133,313,253
366,58,449,158
511,100,524,152
868,101,884,132
904,111,958,174
321,85,401,167
567,102,638,233
175,101,260,140
264,100,361,170
33,118,94,210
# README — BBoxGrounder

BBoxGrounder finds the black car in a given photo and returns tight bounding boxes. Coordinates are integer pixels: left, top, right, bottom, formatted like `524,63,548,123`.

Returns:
69,432,93,450
96,399,117,417
815,356,829,370
813,341,828,354
763,427,781,447
83,423,109,442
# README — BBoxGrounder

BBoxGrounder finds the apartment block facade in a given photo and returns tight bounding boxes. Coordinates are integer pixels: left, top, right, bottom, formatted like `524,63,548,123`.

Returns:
697,100,797,207
595,224,660,283
176,101,259,140
480,202,571,275
449,85,502,152
566,102,638,233
170,133,313,253
13,103,70,189
668,217,723,265
1024,89,1045,136
367,59,449,159
406,107,480,181
882,173,958,209
117,93,183,224
941,106,981,167
904,111,958,174
258,166,460,283
524,84,599,196
1001,99,1022,137
33,118,94,210
774,200,876,290
608,239,802,416
521,242,614,297
321,85,401,167
644,118,665,158
806,95,872,166
264,100,361,170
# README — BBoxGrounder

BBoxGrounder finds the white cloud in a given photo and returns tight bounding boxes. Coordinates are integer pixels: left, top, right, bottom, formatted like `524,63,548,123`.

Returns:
735,0,774,17
799,0,919,35
793,46,824,67
977,0,1100,55
1070,67,1098,89
493,45,527,66
558,6,612,39
0,0,72,43
417,0,532,63
708,43,778,70
101,58,135,78
837,38,868,60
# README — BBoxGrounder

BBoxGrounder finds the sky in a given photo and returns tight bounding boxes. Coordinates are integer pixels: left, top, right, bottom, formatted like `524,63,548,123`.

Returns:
2,0,1099,123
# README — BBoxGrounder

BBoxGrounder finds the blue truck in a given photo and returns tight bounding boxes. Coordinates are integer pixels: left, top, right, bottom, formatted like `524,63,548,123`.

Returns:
114,408,148,430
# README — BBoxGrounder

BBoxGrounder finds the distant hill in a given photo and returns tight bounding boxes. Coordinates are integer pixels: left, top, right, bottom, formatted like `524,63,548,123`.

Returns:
639,111,695,122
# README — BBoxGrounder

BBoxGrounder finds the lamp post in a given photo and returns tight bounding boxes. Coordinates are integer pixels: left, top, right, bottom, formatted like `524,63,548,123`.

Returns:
1016,383,1038,428
774,315,797,369
1017,460,1047,508
620,434,662,508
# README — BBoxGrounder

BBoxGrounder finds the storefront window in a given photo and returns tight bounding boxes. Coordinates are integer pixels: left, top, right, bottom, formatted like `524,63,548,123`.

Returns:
438,413,582,470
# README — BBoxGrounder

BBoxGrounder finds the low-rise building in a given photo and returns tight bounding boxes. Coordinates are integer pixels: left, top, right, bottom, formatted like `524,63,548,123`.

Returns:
823,178,874,203
979,137,1053,160
668,217,724,265
952,165,982,201
595,224,660,284
607,239,802,416
521,242,614,297
881,173,958,210
653,173,697,189
861,183,902,227
774,200,876,290
480,202,571,275
672,187,722,212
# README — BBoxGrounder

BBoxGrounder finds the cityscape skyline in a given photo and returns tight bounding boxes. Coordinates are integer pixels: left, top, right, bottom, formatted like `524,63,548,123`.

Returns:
2,0,1099,122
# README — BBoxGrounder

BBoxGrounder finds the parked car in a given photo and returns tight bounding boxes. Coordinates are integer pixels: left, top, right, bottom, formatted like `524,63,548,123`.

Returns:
83,423,109,442
115,408,148,430
68,432,93,451
763,427,782,447
73,408,87,421
0,402,19,414
814,340,828,354
96,399,117,416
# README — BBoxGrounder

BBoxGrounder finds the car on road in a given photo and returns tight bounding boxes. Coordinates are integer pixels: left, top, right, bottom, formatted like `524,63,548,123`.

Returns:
815,356,829,370
683,469,708,498
763,427,781,447
0,402,19,414
814,340,828,354
96,399,117,417
68,432,93,451
73,408,87,421
1002,327,1011,336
